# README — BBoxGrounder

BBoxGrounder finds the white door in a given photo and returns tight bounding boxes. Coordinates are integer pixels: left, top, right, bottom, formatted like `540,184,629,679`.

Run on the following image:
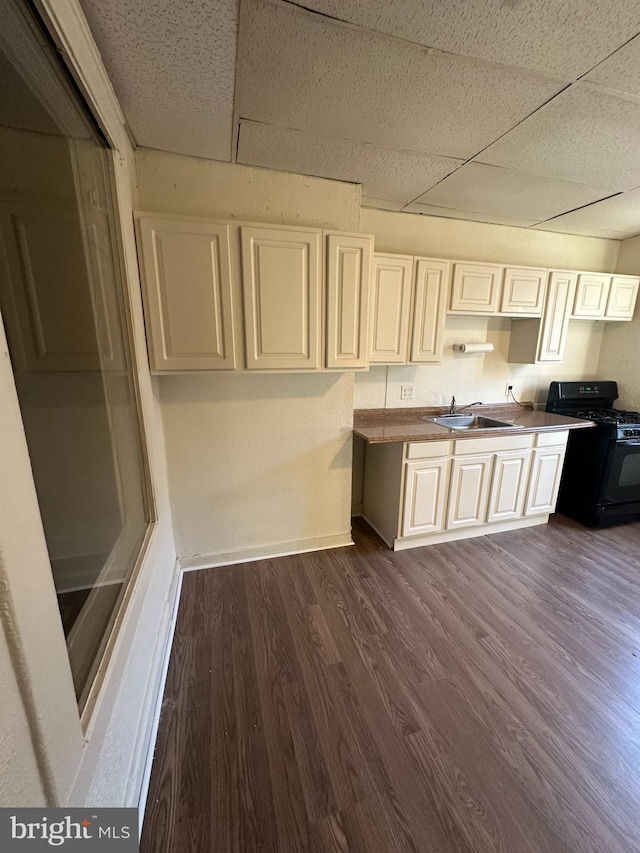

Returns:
325,232,373,369
537,271,578,362
446,454,492,529
501,267,546,316
369,253,413,364
486,450,531,523
410,258,450,363
605,276,640,320
573,273,611,318
525,446,567,516
136,215,236,371
402,458,450,537
241,225,322,370
449,262,501,314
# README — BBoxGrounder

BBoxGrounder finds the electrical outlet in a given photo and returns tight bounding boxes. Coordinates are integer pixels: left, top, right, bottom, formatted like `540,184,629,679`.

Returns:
401,385,415,400
505,382,513,398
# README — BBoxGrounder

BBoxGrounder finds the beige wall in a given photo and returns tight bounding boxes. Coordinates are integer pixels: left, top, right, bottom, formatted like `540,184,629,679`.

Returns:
136,149,360,565
597,234,640,409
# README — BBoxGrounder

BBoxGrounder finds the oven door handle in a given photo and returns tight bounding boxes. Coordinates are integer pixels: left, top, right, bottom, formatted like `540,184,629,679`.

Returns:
618,439,640,446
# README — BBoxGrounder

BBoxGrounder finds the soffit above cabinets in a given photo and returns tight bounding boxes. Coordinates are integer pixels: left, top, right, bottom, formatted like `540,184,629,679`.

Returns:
77,0,640,238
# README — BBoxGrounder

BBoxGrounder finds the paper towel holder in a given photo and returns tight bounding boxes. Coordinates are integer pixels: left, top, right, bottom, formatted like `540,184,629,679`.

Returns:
453,342,494,354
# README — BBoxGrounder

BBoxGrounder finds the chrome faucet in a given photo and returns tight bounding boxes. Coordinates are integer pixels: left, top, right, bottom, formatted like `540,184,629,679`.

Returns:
449,395,456,414
448,396,483,415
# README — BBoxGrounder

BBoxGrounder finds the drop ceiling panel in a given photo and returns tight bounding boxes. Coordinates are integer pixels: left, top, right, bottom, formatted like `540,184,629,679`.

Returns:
584,34,640,98
479,83,640,190
237,121,462,202
361,198,406,211
239,0,567,160
414,163,614,222
292,0,640,78
79,0,238,160
532,189,640,239
404,202,538,228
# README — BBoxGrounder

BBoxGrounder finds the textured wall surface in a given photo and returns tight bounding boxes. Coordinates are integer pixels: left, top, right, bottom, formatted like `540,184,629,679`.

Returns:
136,149,360,563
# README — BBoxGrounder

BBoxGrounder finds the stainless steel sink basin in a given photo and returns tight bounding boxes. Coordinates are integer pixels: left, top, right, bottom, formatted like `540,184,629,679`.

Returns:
426,415,523,431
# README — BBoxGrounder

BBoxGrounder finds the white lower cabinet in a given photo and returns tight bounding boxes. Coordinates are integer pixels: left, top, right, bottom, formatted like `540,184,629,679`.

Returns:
486,450,532,523
525,444,567,516
446,454,492,529
402,458,450,536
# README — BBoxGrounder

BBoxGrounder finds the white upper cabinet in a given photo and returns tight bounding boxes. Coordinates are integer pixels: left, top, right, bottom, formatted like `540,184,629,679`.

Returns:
449,262,501,314
572,273,611,318
501,267,546,316
369,253,414,364
537,271,578,362
325,232,373,370
605,275,640,321
410,258,451,363
135,215,236,372
241,225,322,371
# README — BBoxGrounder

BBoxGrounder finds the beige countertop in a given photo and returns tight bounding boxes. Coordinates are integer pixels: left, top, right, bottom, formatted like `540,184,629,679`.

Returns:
353,403,594,444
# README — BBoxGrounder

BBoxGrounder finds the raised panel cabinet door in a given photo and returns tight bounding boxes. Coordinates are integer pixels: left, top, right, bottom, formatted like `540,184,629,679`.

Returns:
136,216,235,371
449,262,501,314
573,273,611,318
537,271,578,362
325,232,373,369
446,454,492,529
606,276,640,320
401,458,450,537
525,446,567,516
501,267,546,316
410,258,451,363
369,253,414,364
486,450,532,523
241,226,322,370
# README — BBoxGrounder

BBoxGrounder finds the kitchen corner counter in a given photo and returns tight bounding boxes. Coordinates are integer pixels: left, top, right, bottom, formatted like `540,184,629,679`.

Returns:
353,404,594,444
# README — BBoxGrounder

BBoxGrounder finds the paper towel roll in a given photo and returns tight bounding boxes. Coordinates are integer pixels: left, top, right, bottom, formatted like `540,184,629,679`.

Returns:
453,342,494,354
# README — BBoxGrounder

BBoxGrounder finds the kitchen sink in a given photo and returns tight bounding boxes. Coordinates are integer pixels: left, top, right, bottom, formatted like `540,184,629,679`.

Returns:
426,415,523,430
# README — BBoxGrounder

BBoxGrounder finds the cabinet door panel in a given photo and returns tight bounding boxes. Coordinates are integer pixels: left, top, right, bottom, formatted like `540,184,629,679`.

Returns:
573,273,610,318
402,458,450,536
410,258,450,363
241,226,321,370
369,254,413,364
136,216,235,371
606,276,639,320
501,267,546,316
450,263,500,314
525,446,566,516
537,271,577,362
326,233,372,369
446,454,492,529
487,450,531,523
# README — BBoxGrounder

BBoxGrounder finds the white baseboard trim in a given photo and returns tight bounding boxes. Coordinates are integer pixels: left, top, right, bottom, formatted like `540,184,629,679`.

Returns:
393,514,548,551
180,532,354,572
133,565,183,834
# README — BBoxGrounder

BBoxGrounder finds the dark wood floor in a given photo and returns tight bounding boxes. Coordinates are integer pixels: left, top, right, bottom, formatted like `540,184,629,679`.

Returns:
141,515,640,853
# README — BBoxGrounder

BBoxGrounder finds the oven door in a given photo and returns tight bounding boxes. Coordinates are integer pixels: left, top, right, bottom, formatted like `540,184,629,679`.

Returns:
602,439,640,505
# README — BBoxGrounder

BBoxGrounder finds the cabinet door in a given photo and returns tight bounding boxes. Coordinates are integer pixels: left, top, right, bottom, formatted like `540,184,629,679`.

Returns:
605,275,640,320
537,270,578,362
369,253,414,364
525,446,567,516
446,454,492,529
449,262,501,314
241,226,321,370
402,458,450,537
486,450,531,523
573,273,611,318
410,258,450,363
501,267,546,316
136,216,235,371
325,232,372,369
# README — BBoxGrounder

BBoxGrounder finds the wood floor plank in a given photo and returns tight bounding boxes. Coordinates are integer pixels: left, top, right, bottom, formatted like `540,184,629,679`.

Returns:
142,514,640,853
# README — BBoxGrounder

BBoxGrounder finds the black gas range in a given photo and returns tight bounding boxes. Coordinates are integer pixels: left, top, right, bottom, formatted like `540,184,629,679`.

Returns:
546,380,640,527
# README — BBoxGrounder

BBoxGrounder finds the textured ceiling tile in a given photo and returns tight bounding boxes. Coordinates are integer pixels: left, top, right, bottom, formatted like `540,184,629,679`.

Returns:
584,34,640,98
292,0,640,78
237,121,462,202
414,162,615,221
239,0,567,160
80,0,238,160
361,198,406,211
403,202,538,228
479,83,640,190
531,188,640,239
